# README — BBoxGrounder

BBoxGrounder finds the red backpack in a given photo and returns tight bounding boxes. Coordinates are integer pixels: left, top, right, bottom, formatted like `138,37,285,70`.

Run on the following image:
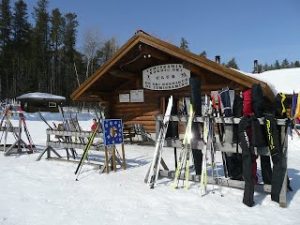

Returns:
243,89,253,116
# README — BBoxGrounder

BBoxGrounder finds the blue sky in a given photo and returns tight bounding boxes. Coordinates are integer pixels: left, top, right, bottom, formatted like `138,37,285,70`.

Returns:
20,0,300,72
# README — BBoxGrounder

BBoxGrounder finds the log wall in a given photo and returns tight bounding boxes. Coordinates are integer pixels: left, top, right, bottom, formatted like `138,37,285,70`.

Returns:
110,88,190,132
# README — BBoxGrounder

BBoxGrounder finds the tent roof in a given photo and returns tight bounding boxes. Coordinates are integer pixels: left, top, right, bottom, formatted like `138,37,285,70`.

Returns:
17,92,66,102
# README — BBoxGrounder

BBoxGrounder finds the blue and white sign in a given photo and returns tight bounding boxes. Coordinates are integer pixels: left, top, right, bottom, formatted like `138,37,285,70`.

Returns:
103,119,124,146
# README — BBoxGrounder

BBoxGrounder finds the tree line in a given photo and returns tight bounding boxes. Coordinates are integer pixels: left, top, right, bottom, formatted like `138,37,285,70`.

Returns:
0,0,118,101
179,37,300,72
1,1,298,101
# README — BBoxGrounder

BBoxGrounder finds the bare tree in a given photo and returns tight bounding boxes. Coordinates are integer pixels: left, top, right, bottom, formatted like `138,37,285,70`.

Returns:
82,29,102,78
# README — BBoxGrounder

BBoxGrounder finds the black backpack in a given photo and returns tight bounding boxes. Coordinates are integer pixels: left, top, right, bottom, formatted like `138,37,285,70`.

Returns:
252,83,264,117
232,93,243,117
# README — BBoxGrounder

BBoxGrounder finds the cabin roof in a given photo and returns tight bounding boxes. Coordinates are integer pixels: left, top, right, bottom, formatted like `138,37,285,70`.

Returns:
71,31,274,101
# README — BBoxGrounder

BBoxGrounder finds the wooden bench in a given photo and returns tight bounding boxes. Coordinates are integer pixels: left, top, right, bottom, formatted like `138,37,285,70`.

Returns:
123,126,136,143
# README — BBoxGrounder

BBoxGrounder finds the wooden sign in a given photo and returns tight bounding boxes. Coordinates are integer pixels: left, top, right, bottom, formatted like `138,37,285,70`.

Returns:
142,64,190,90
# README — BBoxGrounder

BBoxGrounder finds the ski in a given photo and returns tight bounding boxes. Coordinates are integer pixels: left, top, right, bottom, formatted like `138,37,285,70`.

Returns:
58,106,77,159
38,111,54,130
182,106,194,189
172,104,194,189
200,95,211,195
211,90,230,178
19,109,35,153
145,96,173,188
74,123,99,180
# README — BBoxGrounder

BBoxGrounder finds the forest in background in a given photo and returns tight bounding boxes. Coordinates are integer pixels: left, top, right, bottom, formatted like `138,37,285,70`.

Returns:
1,0,299,102
0,0,118,101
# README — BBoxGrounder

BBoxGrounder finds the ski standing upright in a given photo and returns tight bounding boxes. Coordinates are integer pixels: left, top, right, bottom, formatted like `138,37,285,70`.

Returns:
145,96,173,188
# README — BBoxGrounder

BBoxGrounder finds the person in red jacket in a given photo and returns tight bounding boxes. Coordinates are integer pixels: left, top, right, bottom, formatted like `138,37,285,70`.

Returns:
91,118,100,132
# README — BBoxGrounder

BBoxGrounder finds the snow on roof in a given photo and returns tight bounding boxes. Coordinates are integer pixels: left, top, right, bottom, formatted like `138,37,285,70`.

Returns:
238,68,300,95
16,92,66,101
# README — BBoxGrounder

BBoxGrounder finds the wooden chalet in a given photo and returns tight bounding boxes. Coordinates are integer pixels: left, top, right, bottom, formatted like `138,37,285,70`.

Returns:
71,31,274,133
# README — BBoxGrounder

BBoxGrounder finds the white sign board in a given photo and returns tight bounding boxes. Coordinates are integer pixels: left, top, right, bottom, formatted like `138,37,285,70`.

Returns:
142,64,190,90
119,94,130,103
130,89,144,102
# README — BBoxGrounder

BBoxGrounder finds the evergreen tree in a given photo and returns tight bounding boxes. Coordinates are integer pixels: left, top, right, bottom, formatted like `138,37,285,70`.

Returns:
281,58,289,68
11,0,31,96
62,12,78,98
32,0,50,91
294,60,300,67
263,63,269,72
274,60,280,69
12,0,30,45
0,0,11,52
0,0,12,98
226,58,239,69
199,50,207,57
49,8,64,93
179,37,189,51
0,0,11,48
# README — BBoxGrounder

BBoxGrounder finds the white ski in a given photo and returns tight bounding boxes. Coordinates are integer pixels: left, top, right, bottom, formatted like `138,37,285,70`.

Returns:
145,96,173,188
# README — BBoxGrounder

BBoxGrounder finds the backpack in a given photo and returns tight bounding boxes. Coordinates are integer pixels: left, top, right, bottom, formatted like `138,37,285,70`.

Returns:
219,87,232,117
252,84,264,117
242,89,253,116
233,93,243,117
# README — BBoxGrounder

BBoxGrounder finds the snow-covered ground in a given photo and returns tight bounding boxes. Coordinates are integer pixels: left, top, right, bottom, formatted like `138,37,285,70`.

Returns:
0,118,300,225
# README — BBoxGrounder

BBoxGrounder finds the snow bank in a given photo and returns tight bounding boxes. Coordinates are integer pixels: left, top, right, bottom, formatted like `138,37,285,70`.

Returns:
238,68,300,95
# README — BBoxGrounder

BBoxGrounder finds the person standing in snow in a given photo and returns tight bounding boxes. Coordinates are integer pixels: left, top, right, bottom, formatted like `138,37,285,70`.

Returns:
91,118,101,132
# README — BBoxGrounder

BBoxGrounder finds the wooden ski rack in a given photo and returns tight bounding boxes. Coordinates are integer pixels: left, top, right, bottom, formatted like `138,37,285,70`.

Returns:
155,115,289,208
0,108,35,155
37,129,126,173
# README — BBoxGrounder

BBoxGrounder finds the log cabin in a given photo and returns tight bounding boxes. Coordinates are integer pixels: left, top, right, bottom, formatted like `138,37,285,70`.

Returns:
71,31,274,133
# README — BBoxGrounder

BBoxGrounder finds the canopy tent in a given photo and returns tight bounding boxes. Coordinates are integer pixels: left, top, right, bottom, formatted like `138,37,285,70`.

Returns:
16,92,66,112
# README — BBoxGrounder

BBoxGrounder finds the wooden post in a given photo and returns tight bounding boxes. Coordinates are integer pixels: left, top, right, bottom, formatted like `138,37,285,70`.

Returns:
105,146,109,173
4,124,8,153
112,145,116,172
47,132,51,158
121,143,126,169
18,117,22,153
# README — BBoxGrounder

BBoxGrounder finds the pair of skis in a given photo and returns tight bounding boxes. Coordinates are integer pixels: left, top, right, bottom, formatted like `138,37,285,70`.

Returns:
145,96,173,188
200,95,224,196
74,105,105,180
172,104,194,189
200,95,211,195
74,123,100,180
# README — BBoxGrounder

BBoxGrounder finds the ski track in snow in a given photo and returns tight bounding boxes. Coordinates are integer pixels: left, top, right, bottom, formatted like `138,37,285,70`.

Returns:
0,119,299,225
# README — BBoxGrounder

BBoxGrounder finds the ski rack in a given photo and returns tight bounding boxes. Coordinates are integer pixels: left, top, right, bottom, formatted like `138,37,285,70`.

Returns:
155,115,289,208
37,128,126,174
0,107,35,155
